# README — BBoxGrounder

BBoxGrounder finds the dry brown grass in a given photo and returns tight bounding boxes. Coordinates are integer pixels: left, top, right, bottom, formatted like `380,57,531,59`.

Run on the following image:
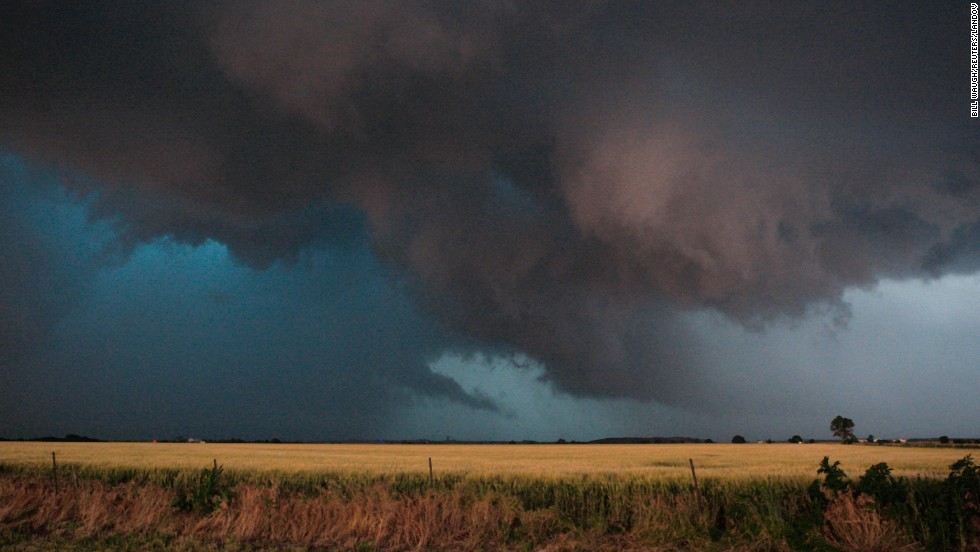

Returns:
0,472,810,551
821,491,921,552
0,476,187,537
1,474,708,550
195,484,522,549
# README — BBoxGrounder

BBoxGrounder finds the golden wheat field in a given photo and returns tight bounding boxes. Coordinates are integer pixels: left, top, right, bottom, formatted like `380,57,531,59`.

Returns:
0,441,967,481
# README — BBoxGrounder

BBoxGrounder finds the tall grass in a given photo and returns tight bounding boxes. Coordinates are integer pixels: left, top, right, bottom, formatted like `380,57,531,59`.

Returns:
0,471,815,550
821,492,919,552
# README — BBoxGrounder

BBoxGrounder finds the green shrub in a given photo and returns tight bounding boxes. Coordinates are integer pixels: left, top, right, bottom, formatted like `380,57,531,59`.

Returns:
856,461,909,508
808,455,980,551
814,456,848,493
941,455,980,549
172,460,229,514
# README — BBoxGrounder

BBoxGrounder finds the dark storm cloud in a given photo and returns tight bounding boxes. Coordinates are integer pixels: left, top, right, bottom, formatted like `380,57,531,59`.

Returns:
0,185,497,438
1,1,977,404
0,156,110,365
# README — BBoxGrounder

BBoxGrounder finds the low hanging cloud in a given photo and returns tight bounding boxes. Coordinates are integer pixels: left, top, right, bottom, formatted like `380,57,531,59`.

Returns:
1,1,976,405
0,157,111,366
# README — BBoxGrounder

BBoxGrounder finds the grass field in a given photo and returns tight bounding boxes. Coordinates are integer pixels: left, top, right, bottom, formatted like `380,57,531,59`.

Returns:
1,442,977,550
0,441,968,481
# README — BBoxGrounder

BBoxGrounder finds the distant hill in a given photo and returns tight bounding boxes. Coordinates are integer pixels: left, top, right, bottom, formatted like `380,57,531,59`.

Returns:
589,437,707,444
30,434,102,443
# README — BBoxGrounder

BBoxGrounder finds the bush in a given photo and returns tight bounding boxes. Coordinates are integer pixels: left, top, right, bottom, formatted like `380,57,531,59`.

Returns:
856,462,908,508
815,456,849,493
731,435,746,444
810,455,980,551
943,455,980,545
172,460,229,514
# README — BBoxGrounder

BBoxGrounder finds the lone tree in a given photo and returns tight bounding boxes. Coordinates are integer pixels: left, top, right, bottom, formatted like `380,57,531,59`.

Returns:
830,415,855,443
732,435,747,444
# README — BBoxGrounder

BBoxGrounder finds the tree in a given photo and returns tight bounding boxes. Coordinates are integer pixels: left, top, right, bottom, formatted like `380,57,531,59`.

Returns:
731,435,747,444
831,415,855,443
789,435,803,443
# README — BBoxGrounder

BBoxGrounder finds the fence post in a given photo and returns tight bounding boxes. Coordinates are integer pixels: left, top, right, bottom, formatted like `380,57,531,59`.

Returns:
52,452,59,494
689,458,703,511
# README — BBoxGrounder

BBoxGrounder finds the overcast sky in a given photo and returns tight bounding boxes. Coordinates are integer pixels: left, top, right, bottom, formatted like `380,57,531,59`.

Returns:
1,2,977,441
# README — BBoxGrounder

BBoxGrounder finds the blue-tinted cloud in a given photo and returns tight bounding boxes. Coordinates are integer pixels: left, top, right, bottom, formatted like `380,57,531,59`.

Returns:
0,155,494,439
